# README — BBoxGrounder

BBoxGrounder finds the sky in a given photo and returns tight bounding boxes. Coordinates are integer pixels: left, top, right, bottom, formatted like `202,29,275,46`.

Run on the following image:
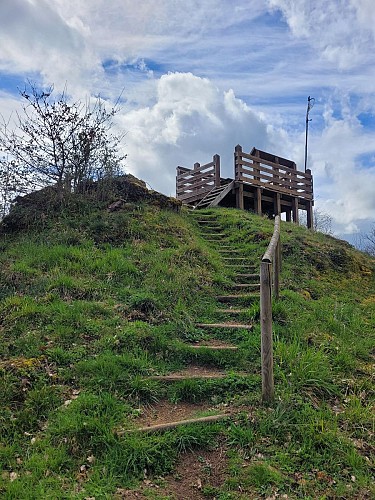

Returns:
0,0,375,242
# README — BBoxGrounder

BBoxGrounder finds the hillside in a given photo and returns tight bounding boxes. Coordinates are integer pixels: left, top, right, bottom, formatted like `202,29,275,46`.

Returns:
0,190,374,499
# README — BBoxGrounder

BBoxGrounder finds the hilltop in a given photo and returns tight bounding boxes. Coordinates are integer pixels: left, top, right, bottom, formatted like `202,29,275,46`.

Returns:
0,184,374,499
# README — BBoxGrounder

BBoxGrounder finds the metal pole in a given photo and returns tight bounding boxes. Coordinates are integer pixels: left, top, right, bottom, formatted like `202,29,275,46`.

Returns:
304,96,315,173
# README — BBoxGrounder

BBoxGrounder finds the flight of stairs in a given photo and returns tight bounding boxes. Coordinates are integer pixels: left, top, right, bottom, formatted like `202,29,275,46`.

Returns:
124,210,261,433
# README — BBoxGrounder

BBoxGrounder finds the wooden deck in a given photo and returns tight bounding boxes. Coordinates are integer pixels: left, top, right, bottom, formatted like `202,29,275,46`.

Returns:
176,145,314,228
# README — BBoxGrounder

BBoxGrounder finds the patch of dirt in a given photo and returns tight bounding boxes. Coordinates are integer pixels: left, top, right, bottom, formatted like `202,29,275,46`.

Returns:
115,444,230,500
153,365,227,379
134,400,232,428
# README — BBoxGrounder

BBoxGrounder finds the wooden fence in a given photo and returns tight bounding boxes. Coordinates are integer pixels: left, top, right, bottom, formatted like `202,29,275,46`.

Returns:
176,155,220,206
260,215,281,403
234,145,313,201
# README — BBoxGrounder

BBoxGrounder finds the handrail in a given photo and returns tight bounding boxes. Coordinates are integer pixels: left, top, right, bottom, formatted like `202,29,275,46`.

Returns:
260,215,281,403
176,155,220,205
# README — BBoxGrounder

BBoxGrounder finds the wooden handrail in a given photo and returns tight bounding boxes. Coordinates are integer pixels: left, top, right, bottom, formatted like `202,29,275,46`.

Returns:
176,154,221,204
260,215,281,403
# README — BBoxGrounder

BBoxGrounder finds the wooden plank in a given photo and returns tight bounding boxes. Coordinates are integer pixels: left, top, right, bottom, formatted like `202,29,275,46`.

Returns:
237,152,311,177
237,166,312,192
237,176,313,200
179,188,212,202
177,178,215,194
177,171,215,187
125,414,231,433
196,322,253,330
177,161,215,178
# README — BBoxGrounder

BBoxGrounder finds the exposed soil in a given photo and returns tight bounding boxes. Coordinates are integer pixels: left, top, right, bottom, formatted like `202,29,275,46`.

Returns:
114,444,230,500
151,365,228,379
133,399,232,428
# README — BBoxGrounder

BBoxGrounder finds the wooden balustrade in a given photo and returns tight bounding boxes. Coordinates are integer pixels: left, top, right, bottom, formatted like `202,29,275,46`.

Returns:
176,155,220,205
235,147,313,200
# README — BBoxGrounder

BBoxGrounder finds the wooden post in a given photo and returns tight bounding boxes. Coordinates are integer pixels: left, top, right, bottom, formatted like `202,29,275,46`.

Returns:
234,144,242,180
292,197,299,224
193,162,200,198
256,187,262,215
274,193,281,216
260,215,280,403
254,149,260,182
260,261,274,402
274,239,281,299
286,210,291,222
213,154,220,187
176,167,180,198
306,201,313,230
236,183,244,210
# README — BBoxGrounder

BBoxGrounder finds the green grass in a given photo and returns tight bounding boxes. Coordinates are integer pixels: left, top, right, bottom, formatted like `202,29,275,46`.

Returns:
0,202,374,498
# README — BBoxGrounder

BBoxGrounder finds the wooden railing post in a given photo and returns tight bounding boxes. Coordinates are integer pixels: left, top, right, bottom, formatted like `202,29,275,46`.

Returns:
260,261,274,402
260,215,281,403
234,144,242,181
213,154,220,188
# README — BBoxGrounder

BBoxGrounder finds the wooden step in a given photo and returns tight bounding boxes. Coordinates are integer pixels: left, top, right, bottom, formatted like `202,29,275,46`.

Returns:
204,233,226,237
232,283,260,290
146,373,228,382
127,414,231,433
215,308,249,314
224,264,257,269
196,322,252,330
217,294,258,302
235,273,259,279
188,344,238,350
222,257,249,261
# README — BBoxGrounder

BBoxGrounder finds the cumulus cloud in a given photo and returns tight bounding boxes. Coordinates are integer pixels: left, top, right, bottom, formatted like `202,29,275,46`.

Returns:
117,72,278,194
0,0,99,93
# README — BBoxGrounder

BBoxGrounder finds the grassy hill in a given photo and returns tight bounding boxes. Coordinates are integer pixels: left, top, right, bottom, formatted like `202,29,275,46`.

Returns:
0,190,374,499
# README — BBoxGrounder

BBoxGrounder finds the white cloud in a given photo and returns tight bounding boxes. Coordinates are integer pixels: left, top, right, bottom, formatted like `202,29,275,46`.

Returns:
117,72,277,194
267,0,374,70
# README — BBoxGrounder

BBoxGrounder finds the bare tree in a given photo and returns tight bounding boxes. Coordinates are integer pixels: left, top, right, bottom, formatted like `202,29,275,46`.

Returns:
299,208,333,235
0,82,126,205
359,224,375,256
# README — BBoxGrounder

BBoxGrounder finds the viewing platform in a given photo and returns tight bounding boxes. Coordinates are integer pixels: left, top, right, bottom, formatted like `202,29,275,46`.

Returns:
176,145,314,228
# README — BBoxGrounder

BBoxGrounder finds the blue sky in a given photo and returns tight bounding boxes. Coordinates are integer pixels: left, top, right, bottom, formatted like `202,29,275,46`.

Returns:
0,0,374,241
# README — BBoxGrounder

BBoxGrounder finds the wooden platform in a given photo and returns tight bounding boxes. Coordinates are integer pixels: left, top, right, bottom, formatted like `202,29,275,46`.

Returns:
176,145,314,228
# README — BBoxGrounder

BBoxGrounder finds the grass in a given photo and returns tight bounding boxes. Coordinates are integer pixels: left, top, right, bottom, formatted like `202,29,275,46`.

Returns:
0,201,374,498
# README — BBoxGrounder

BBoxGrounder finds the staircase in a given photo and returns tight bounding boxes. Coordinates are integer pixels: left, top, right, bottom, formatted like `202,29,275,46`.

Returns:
194,180,234,209
119,210,261,434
